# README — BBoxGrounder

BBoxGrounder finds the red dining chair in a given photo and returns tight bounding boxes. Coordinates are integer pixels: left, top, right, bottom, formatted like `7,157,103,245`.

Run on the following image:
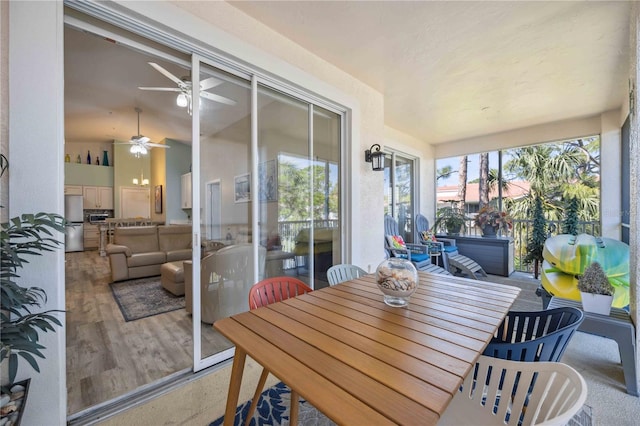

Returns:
244,277,313,426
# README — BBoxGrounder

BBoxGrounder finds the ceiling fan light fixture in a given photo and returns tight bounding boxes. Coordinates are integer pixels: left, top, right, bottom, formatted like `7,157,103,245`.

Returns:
176,93,189,108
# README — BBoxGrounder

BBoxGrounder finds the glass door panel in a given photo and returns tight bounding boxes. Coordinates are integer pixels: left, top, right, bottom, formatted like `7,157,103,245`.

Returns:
195,59,252,364
257,85,311,286
312,105,341,284
383,152,416,243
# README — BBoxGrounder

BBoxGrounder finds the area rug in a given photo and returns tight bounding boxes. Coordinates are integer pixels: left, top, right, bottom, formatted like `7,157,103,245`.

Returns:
110,277,185,322
211,382,593,426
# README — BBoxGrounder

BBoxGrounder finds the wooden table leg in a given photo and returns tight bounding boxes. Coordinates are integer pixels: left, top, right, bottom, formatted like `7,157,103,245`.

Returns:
223,347,247,426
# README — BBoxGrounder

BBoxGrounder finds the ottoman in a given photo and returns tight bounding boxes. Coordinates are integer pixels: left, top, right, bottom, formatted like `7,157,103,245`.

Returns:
161,261,185,296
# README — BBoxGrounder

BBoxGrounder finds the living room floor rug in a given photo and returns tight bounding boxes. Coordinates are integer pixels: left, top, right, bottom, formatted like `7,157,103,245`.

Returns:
210,381,593,426
110,277,185,322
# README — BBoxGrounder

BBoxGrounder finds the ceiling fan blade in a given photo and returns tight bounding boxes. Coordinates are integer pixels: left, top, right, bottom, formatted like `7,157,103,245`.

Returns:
145,142,170,149
200,91,237,106
138,86,181,92
135,136,151,144
200,77,224,91
148,62,184,86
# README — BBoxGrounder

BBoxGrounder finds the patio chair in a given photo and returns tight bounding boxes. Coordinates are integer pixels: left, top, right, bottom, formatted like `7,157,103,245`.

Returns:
483,306,584,362
327,264,367,285
438,355,587,426
384,215,451,275
245,277,313,426
415,213,487,279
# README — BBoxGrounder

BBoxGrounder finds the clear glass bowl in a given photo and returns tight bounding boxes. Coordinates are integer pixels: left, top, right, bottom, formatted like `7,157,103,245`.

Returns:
375,258,419,307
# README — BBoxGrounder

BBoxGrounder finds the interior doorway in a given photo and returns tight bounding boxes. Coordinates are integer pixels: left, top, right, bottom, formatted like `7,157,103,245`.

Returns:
120,187,150,218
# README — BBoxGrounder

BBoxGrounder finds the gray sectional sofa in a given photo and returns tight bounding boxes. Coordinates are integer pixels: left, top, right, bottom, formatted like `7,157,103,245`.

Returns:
106,225,192,282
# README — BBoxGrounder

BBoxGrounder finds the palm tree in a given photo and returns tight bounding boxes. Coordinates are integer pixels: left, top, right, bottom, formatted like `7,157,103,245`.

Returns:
504,138,600,222
478,153,489,209
457,156,468,210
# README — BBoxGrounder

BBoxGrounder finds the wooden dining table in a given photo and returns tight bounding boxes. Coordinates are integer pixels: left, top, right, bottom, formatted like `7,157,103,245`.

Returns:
214,271,521,425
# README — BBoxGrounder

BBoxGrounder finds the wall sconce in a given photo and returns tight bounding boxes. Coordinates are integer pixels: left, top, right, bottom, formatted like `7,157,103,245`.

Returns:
364,144,385,171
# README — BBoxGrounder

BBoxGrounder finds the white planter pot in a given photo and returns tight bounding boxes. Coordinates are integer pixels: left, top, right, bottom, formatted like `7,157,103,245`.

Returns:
579,291,613,315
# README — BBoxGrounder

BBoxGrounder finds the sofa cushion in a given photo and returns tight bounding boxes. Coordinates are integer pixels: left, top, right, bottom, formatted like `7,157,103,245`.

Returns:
127,251,166,268
166,249,192,262
114,226,160,254
293,228,335,255
158,225,192,252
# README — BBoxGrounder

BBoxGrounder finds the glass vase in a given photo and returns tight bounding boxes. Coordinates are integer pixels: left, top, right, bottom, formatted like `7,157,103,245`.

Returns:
102,150,109,167
375,258,419,307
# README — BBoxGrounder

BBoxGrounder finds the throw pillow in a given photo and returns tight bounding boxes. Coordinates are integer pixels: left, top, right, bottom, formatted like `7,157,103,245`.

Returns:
386,234,406,249
421,230,437,242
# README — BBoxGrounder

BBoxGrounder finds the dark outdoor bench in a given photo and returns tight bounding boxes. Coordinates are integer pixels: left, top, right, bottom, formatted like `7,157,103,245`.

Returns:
547,296,638,396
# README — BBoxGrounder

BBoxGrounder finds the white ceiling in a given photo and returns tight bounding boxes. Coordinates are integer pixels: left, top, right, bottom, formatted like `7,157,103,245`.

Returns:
65,1,632,147
226,1,631,144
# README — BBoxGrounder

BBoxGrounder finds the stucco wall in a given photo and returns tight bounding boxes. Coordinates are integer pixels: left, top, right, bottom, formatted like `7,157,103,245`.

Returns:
8,2,66,424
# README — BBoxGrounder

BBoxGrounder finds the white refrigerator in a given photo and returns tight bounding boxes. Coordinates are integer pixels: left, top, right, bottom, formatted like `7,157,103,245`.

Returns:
65,195,84,252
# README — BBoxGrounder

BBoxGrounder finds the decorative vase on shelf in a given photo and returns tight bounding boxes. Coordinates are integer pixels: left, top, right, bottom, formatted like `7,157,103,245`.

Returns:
102,150,109,167
86,150,91,165
76,154,81,164
64,154,70,163
481,225,498,238
375,258,419,307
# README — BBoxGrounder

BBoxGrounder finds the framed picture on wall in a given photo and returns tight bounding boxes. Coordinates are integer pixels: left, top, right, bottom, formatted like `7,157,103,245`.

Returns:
234,173,251,203
258,160,277,202
154,185,163,213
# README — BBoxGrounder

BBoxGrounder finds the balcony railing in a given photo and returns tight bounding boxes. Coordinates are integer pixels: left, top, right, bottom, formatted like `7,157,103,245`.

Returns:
276,218,599,275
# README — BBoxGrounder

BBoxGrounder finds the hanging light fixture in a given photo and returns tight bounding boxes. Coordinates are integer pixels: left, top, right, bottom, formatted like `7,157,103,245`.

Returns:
176,92,189,108
365,144,385,171
132,170,149,186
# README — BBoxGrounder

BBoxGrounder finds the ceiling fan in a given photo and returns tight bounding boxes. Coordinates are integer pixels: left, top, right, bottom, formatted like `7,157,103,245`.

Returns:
138,62,237,115
115,107,169,156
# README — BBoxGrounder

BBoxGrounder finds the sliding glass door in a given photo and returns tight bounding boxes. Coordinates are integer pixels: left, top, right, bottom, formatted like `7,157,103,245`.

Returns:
383,151,417,243
192,60,343,370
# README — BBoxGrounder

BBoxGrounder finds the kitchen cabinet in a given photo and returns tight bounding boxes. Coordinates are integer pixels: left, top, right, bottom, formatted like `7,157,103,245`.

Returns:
181,172,192,209
83,186,113,210
64,185,83,195
83,224,100,250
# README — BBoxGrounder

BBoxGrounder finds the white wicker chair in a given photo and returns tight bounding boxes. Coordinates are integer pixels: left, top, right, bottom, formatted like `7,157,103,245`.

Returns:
438,355,587,426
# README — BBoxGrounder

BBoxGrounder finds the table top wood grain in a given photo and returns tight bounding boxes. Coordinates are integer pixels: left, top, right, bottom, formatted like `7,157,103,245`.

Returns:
215,271,521,425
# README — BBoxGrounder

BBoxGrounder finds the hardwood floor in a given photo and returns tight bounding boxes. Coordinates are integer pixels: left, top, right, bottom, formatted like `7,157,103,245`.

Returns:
65,250,230,415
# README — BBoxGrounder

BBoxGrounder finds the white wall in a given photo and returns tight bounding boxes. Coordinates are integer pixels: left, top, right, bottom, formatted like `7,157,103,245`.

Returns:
8,2,66,424
600,110,623,239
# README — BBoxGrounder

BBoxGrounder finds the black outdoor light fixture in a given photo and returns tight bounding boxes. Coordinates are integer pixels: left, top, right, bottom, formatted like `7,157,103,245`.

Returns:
365,144,385,171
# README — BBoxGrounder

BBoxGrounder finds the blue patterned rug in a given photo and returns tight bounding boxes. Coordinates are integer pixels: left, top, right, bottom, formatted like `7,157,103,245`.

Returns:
211,382,591,426
210,382,334,426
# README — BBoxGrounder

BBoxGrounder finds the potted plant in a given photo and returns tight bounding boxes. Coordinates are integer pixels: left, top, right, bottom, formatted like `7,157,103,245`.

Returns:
1,212,66,423
474,205,512,237
433,206,468,236
577,262,615,315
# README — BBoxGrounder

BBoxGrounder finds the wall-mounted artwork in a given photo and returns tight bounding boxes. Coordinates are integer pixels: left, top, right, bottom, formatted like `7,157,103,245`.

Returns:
258,160,277,202
234,173,251,203
154,185,163,213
